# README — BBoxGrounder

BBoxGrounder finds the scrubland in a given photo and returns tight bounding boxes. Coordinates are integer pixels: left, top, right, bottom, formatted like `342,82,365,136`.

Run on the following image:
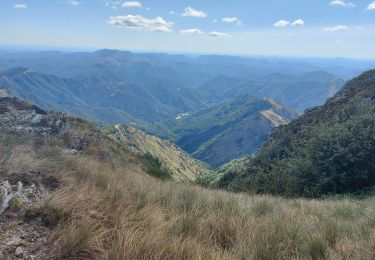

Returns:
2,132,375,260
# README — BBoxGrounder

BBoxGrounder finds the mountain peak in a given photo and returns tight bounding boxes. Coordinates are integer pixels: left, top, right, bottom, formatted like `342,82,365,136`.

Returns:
331,69,375,101
94,49,131,57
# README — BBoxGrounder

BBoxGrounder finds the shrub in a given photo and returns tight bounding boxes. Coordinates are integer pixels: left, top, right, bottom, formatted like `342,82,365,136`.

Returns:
25,202,69,227
141,152,171,180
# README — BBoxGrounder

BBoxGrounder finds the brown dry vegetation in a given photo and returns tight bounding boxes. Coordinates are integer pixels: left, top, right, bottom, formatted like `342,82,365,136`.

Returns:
2,132,375,260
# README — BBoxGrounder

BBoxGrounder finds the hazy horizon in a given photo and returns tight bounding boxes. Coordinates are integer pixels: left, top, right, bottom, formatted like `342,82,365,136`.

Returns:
1,0,375,59
2,44,375,62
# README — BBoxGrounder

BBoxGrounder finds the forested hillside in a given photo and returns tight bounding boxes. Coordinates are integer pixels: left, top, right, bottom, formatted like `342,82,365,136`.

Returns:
219,70,375,197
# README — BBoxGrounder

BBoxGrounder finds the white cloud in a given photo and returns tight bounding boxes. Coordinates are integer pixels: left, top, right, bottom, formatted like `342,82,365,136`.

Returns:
323,25,348,32
209,31,229,37
291,19,304,26
13,3,27,8
69,0,80,6
213,19,218,23
104,1,121,10
169,10,176,15
179,29,203,35
123,1,142,8
368,1,375,9
181,7,207,18
274,20,290,27
221,17,242,26
108,15,173,32
336,40,344,44
330,0,355,7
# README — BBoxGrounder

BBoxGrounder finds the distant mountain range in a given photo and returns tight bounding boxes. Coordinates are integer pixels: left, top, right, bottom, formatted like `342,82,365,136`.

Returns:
200,71,345,112
0,67,206,124
1,49,373,168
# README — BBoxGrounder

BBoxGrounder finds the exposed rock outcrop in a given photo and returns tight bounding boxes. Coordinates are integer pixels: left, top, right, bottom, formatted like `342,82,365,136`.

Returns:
0,171,60,260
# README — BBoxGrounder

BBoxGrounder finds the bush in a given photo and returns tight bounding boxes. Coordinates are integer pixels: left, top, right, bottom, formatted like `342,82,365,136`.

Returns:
141,152,171,180
25,203,69,227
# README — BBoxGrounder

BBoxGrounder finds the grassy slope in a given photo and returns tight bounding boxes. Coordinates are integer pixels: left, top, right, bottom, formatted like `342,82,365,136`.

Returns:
1,117,375,259
106,124,211,182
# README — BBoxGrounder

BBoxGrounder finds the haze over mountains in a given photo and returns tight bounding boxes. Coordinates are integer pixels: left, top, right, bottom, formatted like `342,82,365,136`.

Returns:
200,71,345,112
1,48,374,167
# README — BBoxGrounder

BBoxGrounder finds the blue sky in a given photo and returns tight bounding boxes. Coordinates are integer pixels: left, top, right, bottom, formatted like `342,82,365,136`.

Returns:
1,0,375,58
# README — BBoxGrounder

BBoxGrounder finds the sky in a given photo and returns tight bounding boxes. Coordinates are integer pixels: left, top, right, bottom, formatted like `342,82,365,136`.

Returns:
0,0,375,58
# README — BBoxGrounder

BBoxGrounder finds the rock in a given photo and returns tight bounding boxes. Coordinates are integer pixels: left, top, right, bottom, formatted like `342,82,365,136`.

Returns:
15,246,24,257
55,119,62,128
3,180,12,191
6,235,22,246
363,96,375,102
0,186,6,203
1,178,48,215
0,89,7,97
64,149,78,155
30,114,43,126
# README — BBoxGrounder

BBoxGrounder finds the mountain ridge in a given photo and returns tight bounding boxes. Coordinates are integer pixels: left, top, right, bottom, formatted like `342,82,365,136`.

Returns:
168,96,299,168
107,124,211,182
218,69,375,197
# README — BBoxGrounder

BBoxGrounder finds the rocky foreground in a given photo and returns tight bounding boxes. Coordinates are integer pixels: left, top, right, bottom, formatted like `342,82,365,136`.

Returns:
0,97,102,259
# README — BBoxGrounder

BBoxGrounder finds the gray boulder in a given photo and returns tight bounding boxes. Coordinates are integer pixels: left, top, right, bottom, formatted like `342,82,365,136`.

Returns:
30,114,43,126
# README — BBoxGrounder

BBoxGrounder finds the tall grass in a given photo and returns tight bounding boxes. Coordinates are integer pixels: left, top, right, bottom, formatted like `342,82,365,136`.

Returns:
3,135,375,259
42,156,375,259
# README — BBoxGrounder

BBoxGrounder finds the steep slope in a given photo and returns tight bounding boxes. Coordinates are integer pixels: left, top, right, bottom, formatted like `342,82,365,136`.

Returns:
107,124,211,182
0,67,87,110
201,71,345,112
166,96,299,168
0,97,206,183
2,98,375,259
219,70,375,197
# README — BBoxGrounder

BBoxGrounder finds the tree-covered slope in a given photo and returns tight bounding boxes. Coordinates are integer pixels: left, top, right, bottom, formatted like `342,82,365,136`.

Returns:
167,96,299,168
200,71,345,112
0,67,207,125
219,70,375,197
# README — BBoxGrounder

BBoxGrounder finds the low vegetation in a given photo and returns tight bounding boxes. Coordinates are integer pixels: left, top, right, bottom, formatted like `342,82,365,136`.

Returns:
2,84,375,259
108,124,211,182
2,130,375,259
141,152,172,180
